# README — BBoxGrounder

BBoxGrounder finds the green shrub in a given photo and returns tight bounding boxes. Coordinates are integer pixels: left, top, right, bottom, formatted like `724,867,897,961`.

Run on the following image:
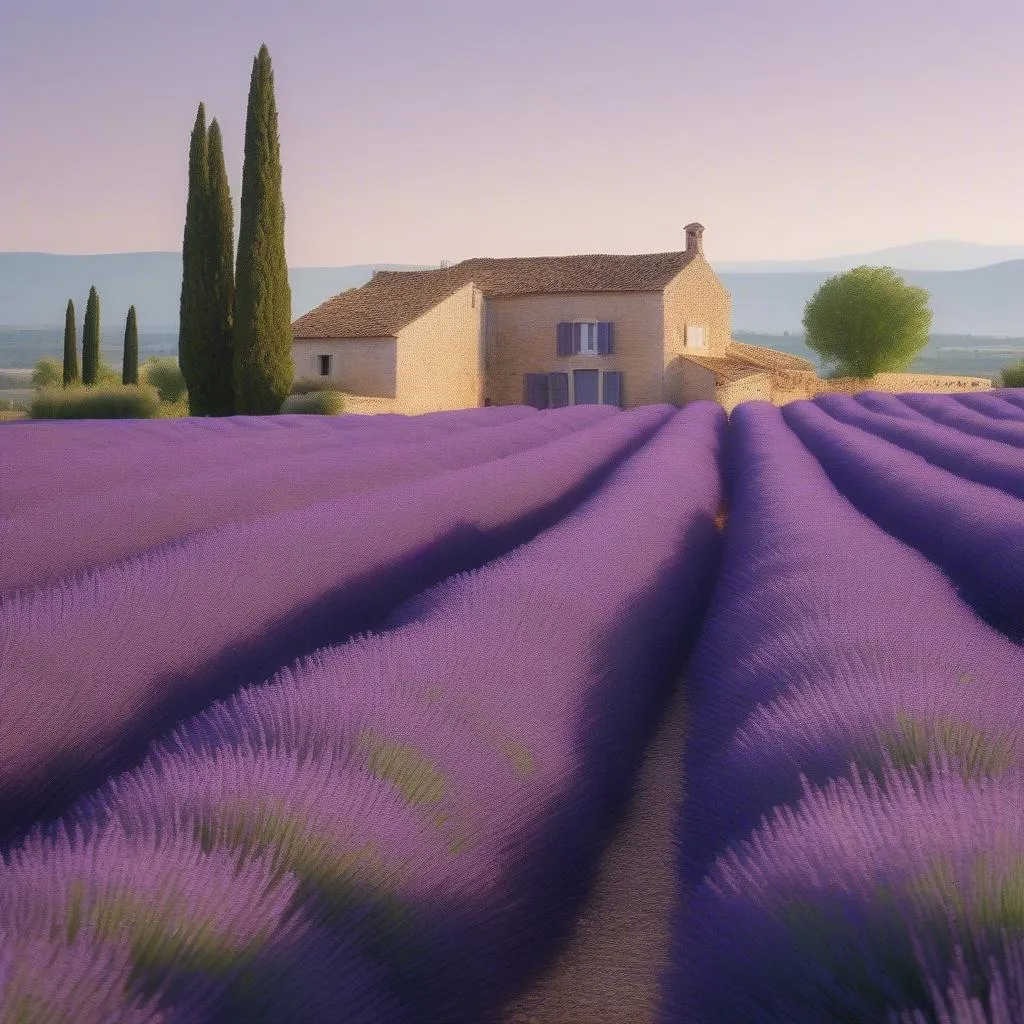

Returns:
31,358,64,389
142,357,188,404
153,397,191,419
290,376,339,395
279,391,345,415
999,359,1024,388
97,362,124,387
30,384,162,419
33,358,125,390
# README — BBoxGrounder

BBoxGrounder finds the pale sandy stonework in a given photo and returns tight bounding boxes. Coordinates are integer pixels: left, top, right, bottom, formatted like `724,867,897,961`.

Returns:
291,225,993,415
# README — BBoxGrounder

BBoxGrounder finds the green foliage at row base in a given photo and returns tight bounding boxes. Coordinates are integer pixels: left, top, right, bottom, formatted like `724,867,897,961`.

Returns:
30,384,163,419
999,360,1024,388
290,376,340,395
141,357,188,404
279,390,345,415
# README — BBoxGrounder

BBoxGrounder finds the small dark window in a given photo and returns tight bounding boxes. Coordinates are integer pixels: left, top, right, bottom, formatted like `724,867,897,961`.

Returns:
484,398,492,407
318,354,331,376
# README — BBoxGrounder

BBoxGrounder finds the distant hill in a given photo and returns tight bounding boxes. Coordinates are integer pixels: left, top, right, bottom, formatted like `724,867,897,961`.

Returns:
713,238,1024,273
0,253,436,331
721,261,1024,335
3,244,1024,339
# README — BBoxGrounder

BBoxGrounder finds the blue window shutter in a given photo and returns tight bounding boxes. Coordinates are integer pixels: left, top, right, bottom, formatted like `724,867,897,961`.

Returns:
524,373,550,409
596,321,614,355
556,322,573,357
602,371,623,407
548,372,569,407
572,322,582,354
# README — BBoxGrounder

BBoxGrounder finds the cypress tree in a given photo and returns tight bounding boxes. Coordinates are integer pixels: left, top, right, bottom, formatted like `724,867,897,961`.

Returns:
233,44,293,415
122,306,139,385
62,299,78,386
179,102,209,413
81,286,100,385
203,118,236,415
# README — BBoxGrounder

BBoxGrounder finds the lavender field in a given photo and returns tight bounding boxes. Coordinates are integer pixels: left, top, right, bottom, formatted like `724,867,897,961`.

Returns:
2,394,1024,1022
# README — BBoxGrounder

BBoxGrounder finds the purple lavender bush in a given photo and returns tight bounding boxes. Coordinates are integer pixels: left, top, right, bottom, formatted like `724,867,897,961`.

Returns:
662,401,1024,1024
782,398,1024,642
853,391,935,420
4,402,724,1021
993,389,1024,412
0,403,547,516
0,404,613,592
675,763,1024,1023
0,404,670,848
0,822,409,1022
677,403,1024,875
896,392,1024,447
954,390,1024,420
812,393,1024,499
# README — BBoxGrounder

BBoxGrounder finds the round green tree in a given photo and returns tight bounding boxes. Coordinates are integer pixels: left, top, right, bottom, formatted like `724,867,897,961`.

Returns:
801,266,932,378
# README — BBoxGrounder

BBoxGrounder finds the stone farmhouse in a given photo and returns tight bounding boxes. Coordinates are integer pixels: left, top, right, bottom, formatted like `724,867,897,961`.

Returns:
291,223,992,415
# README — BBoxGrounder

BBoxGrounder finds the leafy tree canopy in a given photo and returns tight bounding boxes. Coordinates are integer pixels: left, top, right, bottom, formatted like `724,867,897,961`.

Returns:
802,266,932,378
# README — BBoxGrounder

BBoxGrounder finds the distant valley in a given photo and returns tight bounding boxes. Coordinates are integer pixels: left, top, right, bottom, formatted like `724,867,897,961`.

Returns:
2,243,1024,380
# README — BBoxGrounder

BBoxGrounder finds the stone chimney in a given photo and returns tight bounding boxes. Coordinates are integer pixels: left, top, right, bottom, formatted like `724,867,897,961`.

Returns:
684,222,705,255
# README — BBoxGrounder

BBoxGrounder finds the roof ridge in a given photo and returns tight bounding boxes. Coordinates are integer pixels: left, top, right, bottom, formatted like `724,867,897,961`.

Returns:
294,249,697,339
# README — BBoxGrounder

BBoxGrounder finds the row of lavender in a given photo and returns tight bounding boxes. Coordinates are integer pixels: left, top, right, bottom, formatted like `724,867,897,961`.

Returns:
778,390,1024,643
661,399,1024,1022
1,404,617,592
1,405,541,508
0,403,726,1021
0,403,672,847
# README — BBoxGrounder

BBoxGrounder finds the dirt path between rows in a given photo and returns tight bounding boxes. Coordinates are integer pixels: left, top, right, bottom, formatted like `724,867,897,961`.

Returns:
492,676,689,1024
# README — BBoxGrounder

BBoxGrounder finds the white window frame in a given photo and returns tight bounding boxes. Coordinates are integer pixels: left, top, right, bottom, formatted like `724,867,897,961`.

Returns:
317,353,333,376
577,321,599,356
684,325,707,351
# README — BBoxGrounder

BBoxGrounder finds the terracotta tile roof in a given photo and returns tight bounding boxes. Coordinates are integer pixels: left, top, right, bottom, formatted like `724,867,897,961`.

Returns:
679,354,769,384
291,269,472,340
725,340,817,373
292,250,697,339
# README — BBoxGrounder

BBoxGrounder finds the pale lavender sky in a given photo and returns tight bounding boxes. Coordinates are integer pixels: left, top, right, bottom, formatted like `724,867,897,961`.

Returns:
2,0,1020,265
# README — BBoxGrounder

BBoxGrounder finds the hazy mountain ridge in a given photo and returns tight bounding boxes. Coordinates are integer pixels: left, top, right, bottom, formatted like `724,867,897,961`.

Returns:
713,238,1024,273
2,240,1024,339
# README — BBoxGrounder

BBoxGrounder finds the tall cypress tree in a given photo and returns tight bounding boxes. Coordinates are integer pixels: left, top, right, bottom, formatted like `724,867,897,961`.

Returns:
62,299,78,386
122,306,139,385
233,44,293,415
81,286,100,385
179,102,209,413
203,118,236,415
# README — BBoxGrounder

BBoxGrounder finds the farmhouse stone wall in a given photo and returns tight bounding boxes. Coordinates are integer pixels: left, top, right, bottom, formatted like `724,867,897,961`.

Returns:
668,357,716,406
485,292,664,408
765,369,992,404
663,257,731,362
817,372,993,396
291,338,397,398
715,372,773,413
396,282,484,414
